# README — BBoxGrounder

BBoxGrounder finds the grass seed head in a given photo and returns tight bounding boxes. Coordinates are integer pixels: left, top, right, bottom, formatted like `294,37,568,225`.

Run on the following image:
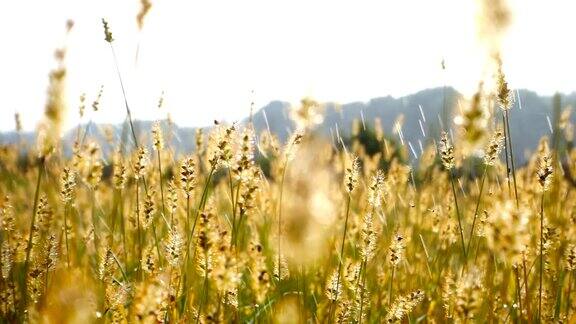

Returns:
439,132,455,170
102,18,114,43
484,129,504,166
60,167,76,203
385,290,425,323
152,122,164,151
180,156,196,196
344,155,360,193
536,139,553,191
133,146,149,180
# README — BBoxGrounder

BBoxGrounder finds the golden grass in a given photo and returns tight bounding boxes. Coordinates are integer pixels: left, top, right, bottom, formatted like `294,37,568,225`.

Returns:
1,16,575,324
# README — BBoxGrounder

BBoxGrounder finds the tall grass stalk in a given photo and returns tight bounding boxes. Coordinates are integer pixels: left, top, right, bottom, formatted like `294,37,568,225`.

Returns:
466,165,488,260
523,256,533,320
135,180,142,279
277,162,288,282
63,203,70,267
179,167,214,314
329,195,352,322
449,169,467,260
91,190,100,255
514,266,523,320
356,260,367,323
228,171,238,244
502,114,512,196
151,217,163,267
22,157,45,312
539,193,544,322
119,189,128,265
504,110,519,207
389,266,395,305
156,150,167,222
233,182,245,246
108,44,139,149
196,247,210,324
566,272,573,318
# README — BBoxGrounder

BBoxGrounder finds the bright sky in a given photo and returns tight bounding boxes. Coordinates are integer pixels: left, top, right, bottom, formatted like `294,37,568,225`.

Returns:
0,0,575,131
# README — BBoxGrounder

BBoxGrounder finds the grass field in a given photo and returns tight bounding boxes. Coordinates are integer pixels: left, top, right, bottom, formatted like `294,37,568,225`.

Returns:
1,13,576,324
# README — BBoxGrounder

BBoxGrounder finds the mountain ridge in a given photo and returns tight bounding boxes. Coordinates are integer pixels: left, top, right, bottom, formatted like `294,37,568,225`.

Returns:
2,87,575,164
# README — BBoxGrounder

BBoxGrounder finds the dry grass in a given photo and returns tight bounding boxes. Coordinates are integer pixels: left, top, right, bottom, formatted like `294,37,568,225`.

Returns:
1,16,576,324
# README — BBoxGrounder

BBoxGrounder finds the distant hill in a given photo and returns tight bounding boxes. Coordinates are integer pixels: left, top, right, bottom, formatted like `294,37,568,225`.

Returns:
2,87,575,164
250,87,576,163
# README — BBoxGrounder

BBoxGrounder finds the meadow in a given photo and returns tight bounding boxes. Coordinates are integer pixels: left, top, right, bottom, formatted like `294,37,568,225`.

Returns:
1,16,576,324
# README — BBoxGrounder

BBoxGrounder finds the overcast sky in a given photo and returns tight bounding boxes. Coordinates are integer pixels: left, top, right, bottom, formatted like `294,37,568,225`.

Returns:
0,0,575,131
